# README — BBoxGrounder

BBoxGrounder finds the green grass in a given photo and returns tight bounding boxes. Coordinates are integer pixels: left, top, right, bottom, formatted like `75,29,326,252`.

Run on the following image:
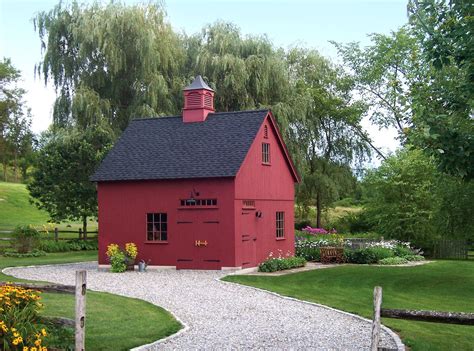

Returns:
0,252,181,350
223,261,474,351
0,181,97,231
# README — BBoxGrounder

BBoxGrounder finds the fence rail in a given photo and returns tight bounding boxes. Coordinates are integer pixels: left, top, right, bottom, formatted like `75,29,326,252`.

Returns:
0,227,98,242
371,286,474,350
0,270,87,350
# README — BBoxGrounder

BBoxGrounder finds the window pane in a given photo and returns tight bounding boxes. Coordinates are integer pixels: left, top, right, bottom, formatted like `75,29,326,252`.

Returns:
161,213,167,222
147,232,153,241
147,223,153,232
147,213,153,222
161,223,167,231
161,231,168,241
154,223,161,232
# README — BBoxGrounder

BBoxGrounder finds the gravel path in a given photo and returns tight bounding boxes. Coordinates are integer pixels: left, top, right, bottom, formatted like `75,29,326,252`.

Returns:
5,263,403,350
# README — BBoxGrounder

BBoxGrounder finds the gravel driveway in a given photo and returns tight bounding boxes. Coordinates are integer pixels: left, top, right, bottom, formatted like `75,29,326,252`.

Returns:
5,262,403,350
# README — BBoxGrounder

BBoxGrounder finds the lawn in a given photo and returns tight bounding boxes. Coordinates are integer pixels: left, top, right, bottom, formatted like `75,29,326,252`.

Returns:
0,251,181,350
0,181,97,231
223,261,474,351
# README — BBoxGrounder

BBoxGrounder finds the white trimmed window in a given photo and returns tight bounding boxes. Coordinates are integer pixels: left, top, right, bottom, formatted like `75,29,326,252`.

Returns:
147,213,167,241
276,211,285,238
262,142,270,164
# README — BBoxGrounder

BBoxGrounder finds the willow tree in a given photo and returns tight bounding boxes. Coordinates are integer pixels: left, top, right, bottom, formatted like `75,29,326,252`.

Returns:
189,22,289,112
282,49,370,227
35,1,185,132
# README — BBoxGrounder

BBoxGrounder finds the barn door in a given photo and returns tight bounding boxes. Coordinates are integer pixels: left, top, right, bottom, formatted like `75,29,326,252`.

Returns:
241,212,257,268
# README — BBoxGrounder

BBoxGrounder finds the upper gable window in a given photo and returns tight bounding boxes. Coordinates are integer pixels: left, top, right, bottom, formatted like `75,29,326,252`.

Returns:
262,142,270,164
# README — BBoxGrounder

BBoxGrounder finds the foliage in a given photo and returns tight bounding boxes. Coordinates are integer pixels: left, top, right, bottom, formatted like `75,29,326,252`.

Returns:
407,0,474,180
329,210,374,234
284,48,369,227
404,255,425,262
0,58,34,183
377,256,409,265
301,226,337,235
11,225,40,254
333,28,419,142
294,219,312,231
106,242,138,272
363,149,438,247
27,126,114,234
3,249,46,258
35,1,185,132
0,285,48,350
224,261,474,351
258,256,306,273
345,247,394,264
38,239,98,253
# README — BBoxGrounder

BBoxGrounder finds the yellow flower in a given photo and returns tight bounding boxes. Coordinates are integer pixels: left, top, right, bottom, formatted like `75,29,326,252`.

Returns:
35,339,42,346
125,243,138,259
23,347,29,351
31,348,37,351
41,328,47,337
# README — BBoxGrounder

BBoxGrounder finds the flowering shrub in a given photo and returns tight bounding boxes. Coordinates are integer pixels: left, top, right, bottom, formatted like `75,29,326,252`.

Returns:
125,243,138,260
302,226,337,235
0,284,48,350
259,257,306,272
106,243,138,273
11,226,40,254
295,234,345,261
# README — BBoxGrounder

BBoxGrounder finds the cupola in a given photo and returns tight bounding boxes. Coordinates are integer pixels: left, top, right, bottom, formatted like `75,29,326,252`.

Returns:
182,75,215,123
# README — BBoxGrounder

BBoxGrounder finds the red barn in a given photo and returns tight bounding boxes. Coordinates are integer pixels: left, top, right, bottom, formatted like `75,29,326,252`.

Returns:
91,76,300,270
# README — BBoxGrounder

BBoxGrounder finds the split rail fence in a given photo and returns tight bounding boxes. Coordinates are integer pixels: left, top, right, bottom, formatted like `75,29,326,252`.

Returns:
0,227,98,242
370,286,474,351
0,270,87,351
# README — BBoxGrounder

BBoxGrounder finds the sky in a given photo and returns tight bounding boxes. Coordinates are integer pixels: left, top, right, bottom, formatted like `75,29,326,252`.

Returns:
0,0,408,158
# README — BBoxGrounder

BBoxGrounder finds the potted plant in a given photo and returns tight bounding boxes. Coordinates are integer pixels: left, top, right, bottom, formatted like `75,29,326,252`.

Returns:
106,243,138,272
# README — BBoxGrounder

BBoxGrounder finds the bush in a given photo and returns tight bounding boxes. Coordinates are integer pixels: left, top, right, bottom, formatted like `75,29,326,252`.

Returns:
393,245,413,257
404,255,425,261
11,225,40,253
295,219,312,230
330,210,374,234
346,247,394,264
3,249,46,258
39,239,98,253
378,257,409,265
258,256,306,272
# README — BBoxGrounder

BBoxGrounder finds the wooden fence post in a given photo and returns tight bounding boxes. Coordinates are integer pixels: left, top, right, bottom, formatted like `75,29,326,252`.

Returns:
78,228,82,240
370,286,382,351
75,270,86,351
54,227,58,242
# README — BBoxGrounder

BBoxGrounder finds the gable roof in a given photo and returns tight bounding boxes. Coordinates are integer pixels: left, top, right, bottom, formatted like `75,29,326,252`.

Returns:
91,109,270,182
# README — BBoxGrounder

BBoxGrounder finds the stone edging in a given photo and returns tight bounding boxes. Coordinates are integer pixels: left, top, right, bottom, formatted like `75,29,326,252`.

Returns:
2,262,190,351
218,275,406,351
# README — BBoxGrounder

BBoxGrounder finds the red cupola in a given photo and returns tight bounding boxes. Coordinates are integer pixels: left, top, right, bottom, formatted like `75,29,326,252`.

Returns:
182,75,215,123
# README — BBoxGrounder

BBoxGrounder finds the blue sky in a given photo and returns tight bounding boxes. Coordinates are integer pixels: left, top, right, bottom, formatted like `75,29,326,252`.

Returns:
0,0,408,155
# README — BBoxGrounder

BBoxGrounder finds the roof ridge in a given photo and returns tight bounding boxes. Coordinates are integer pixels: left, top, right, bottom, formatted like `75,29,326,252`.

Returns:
131,109,269,122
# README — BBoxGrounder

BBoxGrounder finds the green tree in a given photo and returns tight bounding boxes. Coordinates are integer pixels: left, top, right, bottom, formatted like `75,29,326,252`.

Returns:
35,1,185,131
363,149,439,247
332,28,419,142
282,49,370,227
189,22,289,112
407,0,474,179
28,126,114,233
0,58,34,182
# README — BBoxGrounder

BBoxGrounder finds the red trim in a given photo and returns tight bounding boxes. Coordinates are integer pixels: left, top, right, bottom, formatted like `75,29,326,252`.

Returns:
265,111,301,183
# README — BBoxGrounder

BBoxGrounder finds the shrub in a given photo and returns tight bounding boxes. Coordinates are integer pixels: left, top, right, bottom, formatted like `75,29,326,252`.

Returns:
0,284,49,350
295,219,312,230
11,225,40,253
106,242,138,273
378,257,409,265
404,255,425,261
258,256,306,272
346,247,394,264
109,251,127,272
3,249,46,258
39,239,98,253
393,245,414,257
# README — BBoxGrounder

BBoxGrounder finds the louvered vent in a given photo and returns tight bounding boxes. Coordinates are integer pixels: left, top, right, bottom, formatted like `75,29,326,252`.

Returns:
204,93,213,109
264,125,268,139
186,92,201,108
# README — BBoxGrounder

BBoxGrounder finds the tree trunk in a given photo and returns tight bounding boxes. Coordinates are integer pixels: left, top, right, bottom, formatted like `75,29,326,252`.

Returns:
82,215,87,240
316,191,322,228
13,151,18,182
2,162,7,182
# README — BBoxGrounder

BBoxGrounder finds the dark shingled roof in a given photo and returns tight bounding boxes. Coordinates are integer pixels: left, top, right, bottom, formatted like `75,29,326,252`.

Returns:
184,75,214,92
90,109,269,182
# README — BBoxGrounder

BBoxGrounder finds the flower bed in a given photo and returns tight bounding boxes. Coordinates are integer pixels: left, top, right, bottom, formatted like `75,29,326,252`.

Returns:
106,243,138,272
258,256,306,273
